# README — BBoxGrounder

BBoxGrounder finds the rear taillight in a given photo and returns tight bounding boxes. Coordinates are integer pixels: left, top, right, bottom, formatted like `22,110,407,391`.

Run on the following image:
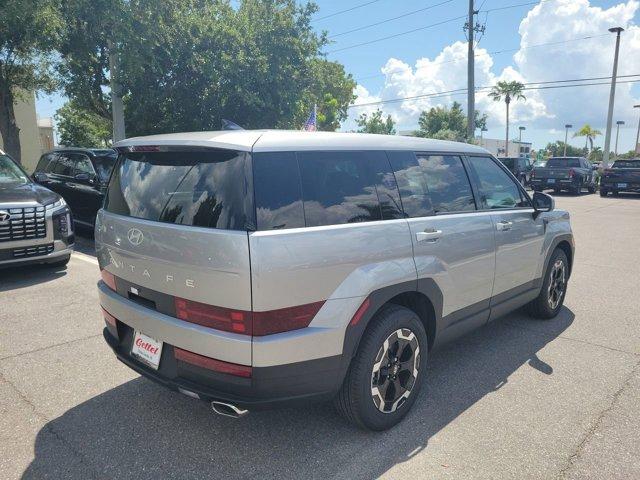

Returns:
253,301,325,336
101,270,116,291
174,297,325,336
531,170,535,178
101,306,117,327
175,297,250,334
174,347,252,378
568,168,575,178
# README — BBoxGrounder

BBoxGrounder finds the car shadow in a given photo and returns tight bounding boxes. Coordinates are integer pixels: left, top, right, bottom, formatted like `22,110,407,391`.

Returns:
22,308,574,480
73,224,96,257
0,263,67,292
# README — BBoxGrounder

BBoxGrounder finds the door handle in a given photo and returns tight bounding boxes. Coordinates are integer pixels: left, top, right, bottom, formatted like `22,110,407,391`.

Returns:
416,229,442,242
496,221,513,231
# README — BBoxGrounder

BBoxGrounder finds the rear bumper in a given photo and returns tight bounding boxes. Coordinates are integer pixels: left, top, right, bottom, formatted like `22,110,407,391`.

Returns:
530,178,579,189
601,181,640,192
103,326,343,410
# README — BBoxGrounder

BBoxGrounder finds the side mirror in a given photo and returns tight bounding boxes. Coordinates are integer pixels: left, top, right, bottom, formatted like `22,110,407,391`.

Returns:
532,191,554,214
33,172,49,183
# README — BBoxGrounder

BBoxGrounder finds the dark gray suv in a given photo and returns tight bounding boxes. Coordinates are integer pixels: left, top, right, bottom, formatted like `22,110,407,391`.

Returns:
96,131,574,430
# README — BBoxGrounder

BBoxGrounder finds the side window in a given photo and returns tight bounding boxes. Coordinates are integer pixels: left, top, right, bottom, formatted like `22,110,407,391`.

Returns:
35,153,56,172
51,154,75,176
253,152,305,230
466,156,529,209
387,151,433,217
70,153,95,176
415,154,476,214
298,151,385,227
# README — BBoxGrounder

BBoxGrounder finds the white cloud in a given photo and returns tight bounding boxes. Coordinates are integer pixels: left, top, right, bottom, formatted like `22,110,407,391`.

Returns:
347,0,640,134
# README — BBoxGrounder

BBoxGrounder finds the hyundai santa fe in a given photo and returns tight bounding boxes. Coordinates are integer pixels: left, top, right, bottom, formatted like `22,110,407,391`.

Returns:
97,131,574,430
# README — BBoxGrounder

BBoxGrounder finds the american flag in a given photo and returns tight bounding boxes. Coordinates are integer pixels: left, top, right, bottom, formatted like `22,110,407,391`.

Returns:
303,105,317,132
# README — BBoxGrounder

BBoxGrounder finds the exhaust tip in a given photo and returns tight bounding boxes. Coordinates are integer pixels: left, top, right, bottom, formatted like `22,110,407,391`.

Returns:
211,401,249,418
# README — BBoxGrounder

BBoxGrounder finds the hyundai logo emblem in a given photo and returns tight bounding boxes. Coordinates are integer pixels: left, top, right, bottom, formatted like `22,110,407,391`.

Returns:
127,228,144,246
0,211,10,222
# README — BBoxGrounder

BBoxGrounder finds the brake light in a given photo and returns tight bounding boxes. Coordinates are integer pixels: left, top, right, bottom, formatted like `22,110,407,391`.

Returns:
568,168,575,178
101,306,117,327
531,170,535,178
101,270,117,291
174,347,252,378
350,298,371,326
175,297,250,334
128,145,160,152
253,301,325,336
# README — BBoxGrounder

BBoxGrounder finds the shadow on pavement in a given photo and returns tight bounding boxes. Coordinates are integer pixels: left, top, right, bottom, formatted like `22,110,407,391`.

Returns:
22,307,574,480
0,263,68,292
73,225,96,257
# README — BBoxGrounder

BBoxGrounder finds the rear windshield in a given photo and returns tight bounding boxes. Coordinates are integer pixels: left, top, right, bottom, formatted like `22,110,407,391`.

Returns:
104,150,254,231
500,158,515,169
612,160,640,168
547,158,581,168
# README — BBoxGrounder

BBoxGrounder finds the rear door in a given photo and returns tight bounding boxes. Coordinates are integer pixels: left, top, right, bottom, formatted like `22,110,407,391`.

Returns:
464,155,545,313
395,152,496,335
66,153,102,225
96,148,255,360
47,152,76,205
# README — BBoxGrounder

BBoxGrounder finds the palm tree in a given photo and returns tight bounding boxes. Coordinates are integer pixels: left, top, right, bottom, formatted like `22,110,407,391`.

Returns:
488,81,526,157
573,124,602,152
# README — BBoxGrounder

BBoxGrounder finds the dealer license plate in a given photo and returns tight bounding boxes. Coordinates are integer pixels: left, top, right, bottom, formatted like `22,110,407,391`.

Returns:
547,179,555,184
131,331,163,369
618,183,627,188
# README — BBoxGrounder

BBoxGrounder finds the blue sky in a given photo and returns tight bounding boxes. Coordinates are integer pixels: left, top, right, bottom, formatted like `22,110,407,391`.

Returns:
37,0,640,151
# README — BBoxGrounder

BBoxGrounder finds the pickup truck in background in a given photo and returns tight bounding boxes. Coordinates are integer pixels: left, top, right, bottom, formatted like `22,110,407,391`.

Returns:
600,159,640,197
530,157,597,195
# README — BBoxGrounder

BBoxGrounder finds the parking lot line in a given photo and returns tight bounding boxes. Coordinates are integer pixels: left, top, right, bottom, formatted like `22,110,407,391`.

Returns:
71,252,98,266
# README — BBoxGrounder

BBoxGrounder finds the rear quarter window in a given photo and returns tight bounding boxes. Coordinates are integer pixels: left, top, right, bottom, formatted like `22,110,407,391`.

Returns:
105,149,254,231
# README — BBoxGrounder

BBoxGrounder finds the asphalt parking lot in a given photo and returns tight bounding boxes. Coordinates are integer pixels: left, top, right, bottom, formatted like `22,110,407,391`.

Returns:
1,193,639,480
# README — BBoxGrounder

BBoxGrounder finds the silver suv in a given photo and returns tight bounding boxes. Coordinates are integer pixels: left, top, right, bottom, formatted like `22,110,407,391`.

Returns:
96,131,574,430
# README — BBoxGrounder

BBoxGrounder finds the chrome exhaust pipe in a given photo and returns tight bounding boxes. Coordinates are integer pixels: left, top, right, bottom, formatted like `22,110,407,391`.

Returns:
211,401,249,418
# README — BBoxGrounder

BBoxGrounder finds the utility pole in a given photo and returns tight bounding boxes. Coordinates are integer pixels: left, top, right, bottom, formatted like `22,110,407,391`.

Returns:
518,126,526,143
602,27,624,169
564,124,572,156
634,105,640,154
108,40,126,143
466,0,476,140
614,120,624,157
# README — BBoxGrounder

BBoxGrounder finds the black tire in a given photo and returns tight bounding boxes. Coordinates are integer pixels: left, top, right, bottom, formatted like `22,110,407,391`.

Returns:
334,304,428,431
612,190,619,197
46,255,70,268
588,184,596,194
526,249,569,319
571,185,581,195
600,189,608,197
553,188,560,195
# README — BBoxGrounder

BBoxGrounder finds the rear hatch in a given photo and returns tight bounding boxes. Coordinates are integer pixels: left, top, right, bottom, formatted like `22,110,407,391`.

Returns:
534,158,581,180
95,147,255,357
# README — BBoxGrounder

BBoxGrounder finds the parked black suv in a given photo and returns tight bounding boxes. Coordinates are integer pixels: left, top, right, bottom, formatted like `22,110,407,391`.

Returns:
33,148,117,227
0,149,74,268
499,157,533,186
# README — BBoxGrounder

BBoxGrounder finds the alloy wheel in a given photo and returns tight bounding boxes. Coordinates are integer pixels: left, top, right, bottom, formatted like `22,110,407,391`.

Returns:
547,259,566,310
370,328,420,413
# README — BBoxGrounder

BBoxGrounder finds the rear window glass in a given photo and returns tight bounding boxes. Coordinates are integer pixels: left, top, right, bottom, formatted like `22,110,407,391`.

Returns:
253,152,305,230
105,150,254,231
297,151,396,227
612,160,640,168
500,158,515,169
547,158,581,168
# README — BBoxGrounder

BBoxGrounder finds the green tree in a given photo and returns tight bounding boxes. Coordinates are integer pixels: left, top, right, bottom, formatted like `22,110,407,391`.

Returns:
573,124,602,152
356,109,395,135
414,102,487,142
488,81,526,156
588,146,603,163
544,141,587,158
0,0,61,164
58,0,356,136
55,101,112,147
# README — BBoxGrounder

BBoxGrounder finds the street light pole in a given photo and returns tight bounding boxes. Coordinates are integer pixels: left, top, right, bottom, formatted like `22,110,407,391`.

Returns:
564,124,572,156
602,27,624,168
615,120,625,157
634,105,640,154
518,126,525,143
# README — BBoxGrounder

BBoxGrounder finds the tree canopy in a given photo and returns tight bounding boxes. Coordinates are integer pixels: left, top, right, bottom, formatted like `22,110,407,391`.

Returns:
413,101,487,142
55,100,112,147
56,0,356,138
356,109,396,135
0,0,61,163
544,141,587,158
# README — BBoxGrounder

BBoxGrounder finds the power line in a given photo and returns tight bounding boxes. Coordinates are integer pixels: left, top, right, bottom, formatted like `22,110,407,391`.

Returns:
313,0,383,22
326,15,467,54
347,74,640,108
352,33,609,82
329,0,454,39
